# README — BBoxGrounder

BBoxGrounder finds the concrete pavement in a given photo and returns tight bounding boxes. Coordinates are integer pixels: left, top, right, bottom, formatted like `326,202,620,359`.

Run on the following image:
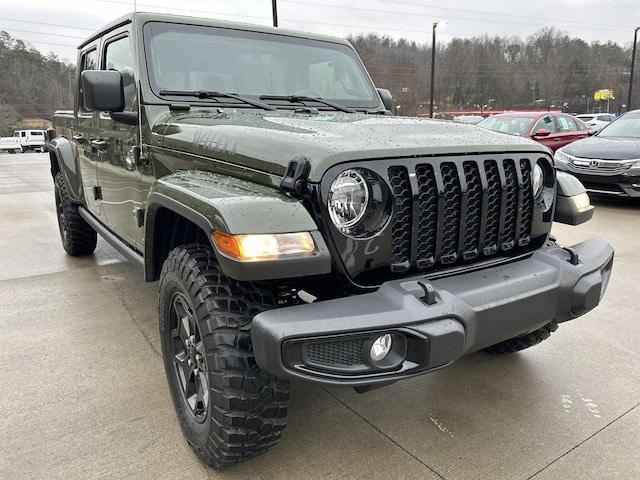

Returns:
1,152,639,480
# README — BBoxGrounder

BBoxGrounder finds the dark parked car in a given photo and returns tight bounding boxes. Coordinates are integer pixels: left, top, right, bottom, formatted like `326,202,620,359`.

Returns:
555,110,640,197
478,112,590,151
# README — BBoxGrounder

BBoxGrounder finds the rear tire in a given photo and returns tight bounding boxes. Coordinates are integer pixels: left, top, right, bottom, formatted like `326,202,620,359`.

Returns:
54,173,97,256
484,321,558,354
159,244,289,468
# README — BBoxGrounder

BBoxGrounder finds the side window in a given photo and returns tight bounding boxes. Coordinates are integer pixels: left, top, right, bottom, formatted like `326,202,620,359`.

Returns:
79,48,98,112
557,115,578,132
104,36,136,111
21,132,26,137
600,115,613,122
533,115,557,133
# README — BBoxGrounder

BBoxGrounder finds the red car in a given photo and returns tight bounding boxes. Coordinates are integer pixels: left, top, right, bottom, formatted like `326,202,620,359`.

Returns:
477,112,590,151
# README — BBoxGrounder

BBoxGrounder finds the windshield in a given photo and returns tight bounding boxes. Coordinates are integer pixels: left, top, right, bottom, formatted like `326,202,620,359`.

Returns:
597,113,640,139
478,115,536,136
143,22,378,109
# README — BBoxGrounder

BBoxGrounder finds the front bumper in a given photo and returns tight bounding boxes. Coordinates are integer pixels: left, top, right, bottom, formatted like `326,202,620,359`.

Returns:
252,237,614,386
556,163,640,197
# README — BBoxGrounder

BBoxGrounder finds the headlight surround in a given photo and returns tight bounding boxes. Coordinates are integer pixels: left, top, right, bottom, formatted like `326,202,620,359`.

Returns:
327,168,392,238
532,163,544,197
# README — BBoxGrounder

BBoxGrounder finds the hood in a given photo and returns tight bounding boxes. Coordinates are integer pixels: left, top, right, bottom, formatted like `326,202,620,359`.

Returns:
563,135,640,160
158,110,550,182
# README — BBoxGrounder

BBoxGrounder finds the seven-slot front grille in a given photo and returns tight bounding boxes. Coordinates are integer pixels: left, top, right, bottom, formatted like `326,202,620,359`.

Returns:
388,158,534,272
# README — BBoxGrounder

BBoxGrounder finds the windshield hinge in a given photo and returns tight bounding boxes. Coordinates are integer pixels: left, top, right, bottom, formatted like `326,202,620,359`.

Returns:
280,156,311,196
133,146,152,167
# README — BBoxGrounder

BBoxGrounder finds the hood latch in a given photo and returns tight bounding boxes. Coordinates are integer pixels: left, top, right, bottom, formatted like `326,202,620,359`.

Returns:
280,156,311,196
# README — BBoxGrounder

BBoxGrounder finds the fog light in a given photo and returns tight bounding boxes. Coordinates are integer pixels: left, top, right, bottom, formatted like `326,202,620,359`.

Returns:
370,334,392,362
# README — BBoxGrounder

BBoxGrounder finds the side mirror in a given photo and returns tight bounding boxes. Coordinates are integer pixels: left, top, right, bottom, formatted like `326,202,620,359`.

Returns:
81,70,124,112
533,128,551,137
377,88,394,112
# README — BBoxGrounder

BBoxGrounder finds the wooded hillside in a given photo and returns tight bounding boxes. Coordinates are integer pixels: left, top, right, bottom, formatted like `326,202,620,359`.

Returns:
0,31,74,135
350,28,635,116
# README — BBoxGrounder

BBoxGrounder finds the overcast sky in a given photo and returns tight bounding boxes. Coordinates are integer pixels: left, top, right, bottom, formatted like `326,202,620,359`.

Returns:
2,0,639,62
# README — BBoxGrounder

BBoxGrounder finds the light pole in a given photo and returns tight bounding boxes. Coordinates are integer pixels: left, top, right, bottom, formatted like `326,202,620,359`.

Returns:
429,21,445,118
272,0,278,27
627,27,639,111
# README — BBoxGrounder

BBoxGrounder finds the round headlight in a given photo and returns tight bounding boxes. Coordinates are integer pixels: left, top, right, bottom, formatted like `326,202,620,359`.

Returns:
532,163,544,197
328,170,369,232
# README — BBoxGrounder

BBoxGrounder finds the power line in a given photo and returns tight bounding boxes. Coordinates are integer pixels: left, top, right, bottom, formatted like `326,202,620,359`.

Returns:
282,0,632,33
373,0,636,31
0,17,95,32
1,28,86,40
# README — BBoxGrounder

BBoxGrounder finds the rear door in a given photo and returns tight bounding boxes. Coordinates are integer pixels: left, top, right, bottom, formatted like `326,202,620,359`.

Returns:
554,114,588,150
96,29,143,249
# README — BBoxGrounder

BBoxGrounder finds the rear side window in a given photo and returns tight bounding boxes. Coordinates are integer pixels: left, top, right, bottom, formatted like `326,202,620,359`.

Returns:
104,36,136,111
79,48,98,112
556,115,578,132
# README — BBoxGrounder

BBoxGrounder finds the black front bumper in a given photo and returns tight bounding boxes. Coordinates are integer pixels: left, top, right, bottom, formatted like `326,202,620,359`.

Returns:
556,165,640,197
252,238,614,386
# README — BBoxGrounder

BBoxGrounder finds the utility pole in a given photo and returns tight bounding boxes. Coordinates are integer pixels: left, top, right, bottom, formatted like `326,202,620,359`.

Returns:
429,22,443,118
272,0,278,27
628,27,639,111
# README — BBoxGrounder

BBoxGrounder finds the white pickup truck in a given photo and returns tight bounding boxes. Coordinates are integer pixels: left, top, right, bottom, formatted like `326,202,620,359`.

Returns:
0,130,47,153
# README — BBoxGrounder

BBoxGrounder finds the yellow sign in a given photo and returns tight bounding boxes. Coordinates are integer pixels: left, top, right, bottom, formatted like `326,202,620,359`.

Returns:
594,89,614,101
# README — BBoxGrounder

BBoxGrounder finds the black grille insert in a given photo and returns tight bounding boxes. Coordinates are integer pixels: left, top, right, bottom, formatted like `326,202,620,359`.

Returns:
387,157,536,272
305,339,364,367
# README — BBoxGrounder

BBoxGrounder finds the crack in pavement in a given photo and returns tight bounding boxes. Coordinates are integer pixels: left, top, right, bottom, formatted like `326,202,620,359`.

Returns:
322,387,448,480
527,397,640,479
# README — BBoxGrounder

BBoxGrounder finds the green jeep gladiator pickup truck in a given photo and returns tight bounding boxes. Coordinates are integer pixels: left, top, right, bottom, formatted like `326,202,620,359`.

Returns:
49,12,614,468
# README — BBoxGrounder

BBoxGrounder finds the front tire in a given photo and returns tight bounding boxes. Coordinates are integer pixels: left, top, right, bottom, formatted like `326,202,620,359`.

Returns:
484,321,558,354
54,173,97,256
159,244,289,468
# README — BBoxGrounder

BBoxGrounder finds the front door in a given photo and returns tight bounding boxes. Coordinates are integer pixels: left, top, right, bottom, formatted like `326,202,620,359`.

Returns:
97,31,144,249
531,115,561,151
74,45,104,220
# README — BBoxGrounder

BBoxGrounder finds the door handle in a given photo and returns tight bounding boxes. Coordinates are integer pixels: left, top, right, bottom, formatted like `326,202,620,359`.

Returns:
72,134,85,143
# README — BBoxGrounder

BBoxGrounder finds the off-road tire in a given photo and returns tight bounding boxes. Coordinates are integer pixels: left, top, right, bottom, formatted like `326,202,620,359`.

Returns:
54,173,97,256
158,244,289,468
484,321,558,354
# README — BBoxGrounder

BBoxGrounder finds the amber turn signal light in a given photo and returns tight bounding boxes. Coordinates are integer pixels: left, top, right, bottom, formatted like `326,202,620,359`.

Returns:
212,231,316,261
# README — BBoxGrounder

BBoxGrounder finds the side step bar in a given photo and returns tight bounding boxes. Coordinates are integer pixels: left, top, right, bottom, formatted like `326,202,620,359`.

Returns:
78,206,144,267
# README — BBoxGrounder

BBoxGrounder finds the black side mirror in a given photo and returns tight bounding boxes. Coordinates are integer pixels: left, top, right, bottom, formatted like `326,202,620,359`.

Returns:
82,70,124,112
377,88,394,112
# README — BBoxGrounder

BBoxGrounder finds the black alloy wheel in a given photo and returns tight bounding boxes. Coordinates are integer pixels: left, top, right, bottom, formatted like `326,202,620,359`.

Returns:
169,292,209,422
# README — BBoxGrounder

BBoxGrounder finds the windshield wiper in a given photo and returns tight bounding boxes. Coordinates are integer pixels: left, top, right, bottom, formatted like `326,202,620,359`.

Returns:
159,90,275,111
259,95,355,113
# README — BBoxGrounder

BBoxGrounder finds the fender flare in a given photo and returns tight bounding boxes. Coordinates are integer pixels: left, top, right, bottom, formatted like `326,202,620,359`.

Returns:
144,172,331,282
48,136,83,202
